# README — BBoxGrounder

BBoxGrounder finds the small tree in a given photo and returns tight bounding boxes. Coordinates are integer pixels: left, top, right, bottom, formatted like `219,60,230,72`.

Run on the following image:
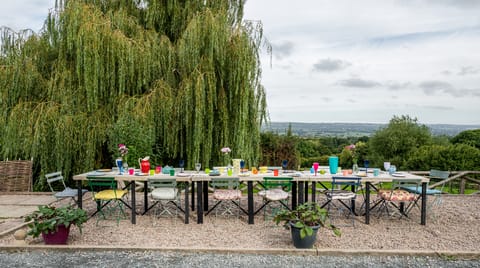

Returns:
368,115,432,169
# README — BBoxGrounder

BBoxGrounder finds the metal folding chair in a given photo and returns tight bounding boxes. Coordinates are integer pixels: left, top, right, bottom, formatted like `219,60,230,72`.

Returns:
46,171,87,206
206,177,242,219
257,177,293,221
377,178,421,220
146,178,180,225
86,176,128,226
322,176,361,227
401,169,449,220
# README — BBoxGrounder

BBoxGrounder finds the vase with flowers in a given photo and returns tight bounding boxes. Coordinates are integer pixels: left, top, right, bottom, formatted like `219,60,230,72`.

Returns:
117,144,129,174
346,144,359,174
221,147,231,172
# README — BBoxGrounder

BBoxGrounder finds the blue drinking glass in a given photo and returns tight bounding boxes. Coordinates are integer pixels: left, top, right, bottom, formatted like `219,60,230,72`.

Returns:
240,160,245,173
116,158,123,174
364,160,370,173
179,159,185,173
282,160,288,171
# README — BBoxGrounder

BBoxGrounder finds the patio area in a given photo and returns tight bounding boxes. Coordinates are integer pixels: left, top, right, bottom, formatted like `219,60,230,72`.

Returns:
0,193,479,253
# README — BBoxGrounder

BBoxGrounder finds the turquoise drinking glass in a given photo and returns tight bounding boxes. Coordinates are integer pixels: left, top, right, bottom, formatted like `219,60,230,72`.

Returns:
328,156,338,174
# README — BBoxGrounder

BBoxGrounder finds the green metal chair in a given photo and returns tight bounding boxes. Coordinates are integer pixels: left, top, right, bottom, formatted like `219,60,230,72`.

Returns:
258,177,293,221
86,176,128,226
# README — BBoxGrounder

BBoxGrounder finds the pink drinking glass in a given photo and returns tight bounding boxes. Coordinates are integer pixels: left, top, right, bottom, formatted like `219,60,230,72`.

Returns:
313,162,319,176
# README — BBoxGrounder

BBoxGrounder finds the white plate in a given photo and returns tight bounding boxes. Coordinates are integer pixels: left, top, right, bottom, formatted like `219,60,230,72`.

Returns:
176,173,191,177
392,172,406,177
87,172,105,176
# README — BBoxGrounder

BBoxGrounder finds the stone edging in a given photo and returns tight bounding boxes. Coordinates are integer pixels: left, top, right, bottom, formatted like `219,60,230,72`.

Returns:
0,245,479,259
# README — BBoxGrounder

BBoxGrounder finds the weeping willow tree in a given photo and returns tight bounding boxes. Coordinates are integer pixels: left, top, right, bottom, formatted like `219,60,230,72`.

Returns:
0,0,267,190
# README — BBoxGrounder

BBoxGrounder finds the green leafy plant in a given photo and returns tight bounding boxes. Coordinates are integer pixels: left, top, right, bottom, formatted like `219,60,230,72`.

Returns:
24,205,88,238
273,202,341,239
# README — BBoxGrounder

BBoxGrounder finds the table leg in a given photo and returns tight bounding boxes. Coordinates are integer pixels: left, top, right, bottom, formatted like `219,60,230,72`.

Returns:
311,182,316,202
131,180,136,224
298,182,304,204
203,181,209,211
196,181,203,224
351,184,356,214
77,180,83,209
421,182,427,225
365,182,370,224
247,181,254,224
292,182,297,210
191,182,195,211
304,182,309,202
143,181,148,214
185,182,189,224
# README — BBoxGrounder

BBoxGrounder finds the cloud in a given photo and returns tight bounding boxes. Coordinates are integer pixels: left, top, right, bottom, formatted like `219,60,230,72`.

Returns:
441,70,452,76
271,41,294,60
419,81,480,98
312,58,351,72
432,0,480,9
338,78,381,88
407,103,455,110
458,66,480,76
386,81,412,91
419,81,454,95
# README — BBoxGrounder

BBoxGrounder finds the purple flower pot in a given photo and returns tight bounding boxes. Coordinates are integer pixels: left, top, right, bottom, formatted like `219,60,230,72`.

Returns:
42,224,71,245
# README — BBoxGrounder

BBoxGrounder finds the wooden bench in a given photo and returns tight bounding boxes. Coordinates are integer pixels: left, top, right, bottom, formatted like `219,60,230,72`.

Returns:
0,160,33,192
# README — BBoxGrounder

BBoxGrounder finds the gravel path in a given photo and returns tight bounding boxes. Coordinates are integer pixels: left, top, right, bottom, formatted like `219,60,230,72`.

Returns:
0,249,479,268
1,195,479,253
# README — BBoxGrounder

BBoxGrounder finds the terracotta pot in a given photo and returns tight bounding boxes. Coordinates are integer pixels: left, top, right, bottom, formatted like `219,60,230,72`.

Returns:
42,224,71,245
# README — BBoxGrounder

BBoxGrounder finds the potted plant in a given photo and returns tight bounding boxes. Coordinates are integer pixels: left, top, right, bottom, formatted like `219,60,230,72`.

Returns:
24,204,88,245
273,202,341,248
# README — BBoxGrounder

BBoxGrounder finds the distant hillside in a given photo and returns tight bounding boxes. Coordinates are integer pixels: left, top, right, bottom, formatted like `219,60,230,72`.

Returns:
262,122,480,137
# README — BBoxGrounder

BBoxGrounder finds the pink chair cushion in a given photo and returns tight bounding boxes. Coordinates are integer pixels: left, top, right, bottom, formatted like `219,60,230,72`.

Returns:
213,189,242,200
378,189,416,202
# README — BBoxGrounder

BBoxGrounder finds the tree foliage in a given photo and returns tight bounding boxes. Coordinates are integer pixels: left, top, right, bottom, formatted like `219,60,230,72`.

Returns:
260,131,299,169
451,129,480,149
368,115,432,169
0,0,267,189
407,144,480,171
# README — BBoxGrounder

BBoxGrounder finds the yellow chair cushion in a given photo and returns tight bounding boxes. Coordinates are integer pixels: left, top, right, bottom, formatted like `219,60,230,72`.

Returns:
94,189,127,200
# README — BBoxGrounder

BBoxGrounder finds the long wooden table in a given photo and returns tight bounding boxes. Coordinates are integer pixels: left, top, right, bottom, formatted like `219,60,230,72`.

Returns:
74,170,430,225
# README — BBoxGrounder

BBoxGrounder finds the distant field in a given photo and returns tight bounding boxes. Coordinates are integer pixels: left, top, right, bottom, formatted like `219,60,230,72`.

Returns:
262,122,480,137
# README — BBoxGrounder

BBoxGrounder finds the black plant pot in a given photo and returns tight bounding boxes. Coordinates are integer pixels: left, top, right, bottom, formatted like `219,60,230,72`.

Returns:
289,222,320,249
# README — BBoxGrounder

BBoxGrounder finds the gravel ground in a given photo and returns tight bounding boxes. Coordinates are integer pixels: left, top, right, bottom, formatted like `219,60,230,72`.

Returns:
1,194,479,253
0,249,479,267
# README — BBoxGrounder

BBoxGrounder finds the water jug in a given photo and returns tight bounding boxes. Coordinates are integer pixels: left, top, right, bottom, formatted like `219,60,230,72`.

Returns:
138,156,150,174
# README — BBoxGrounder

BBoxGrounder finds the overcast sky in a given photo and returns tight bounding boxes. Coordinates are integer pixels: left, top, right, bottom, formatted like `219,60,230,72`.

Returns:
1,0,479,124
